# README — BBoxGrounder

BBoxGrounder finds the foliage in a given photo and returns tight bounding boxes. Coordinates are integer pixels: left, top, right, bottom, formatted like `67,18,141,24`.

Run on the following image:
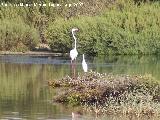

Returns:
49,71,160,105
49,71,160,117
0,18,39,51
0,0,110,52
47,1,160,55
0,0,160,54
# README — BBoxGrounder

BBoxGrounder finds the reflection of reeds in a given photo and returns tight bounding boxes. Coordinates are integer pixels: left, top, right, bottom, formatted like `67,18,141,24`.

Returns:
0,63,45,100
0,62,69,101
49,70,160,118
0,62,78,118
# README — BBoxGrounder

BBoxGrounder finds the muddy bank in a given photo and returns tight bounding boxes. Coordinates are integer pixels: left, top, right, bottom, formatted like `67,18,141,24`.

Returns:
0,51,68,57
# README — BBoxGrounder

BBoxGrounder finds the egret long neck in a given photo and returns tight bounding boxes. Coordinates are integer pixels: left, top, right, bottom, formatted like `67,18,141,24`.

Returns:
83,54,85,61
72,31,77,49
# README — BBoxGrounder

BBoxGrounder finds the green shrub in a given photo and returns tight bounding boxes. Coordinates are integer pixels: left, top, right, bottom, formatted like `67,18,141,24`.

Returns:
1,0,160,54
0,18,39,51
47,1,160,55
47,17,99,54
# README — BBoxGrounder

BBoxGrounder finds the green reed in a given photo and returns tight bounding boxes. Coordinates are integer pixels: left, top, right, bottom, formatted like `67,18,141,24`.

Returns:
47,0,160,55
0,18,39,51
0,0,160,54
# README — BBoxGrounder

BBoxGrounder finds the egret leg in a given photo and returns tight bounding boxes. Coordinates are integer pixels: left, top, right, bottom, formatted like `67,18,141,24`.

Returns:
73,59,76,79
70,59,77,79
73,59,78,79
70,60,74,79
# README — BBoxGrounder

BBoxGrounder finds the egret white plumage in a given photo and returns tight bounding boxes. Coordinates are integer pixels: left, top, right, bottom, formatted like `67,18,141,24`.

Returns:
82,54,88,72
70,28,78,62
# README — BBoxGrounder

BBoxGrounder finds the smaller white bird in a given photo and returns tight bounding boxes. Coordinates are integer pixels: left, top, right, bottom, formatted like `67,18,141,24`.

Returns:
82,54,88,72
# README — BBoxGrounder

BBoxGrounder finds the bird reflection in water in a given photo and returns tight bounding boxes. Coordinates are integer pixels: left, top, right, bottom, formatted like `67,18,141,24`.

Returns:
72,111,83,120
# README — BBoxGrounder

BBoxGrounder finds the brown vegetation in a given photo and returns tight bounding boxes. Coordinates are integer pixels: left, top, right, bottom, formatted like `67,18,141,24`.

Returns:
48,71,160,118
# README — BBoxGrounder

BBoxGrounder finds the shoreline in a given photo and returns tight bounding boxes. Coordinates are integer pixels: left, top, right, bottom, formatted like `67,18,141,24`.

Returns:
0,51,68,57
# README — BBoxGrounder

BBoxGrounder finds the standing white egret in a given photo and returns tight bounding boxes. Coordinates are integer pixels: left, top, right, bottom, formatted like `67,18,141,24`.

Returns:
70,28,78,79
82,54,88,72
70,28,78,62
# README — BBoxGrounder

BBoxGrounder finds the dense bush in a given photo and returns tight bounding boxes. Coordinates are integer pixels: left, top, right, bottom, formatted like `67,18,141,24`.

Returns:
49,71,160,106
0,0,160,54
47,1,160,55
47,17,99,54
0,19,39,51
0,0,110,50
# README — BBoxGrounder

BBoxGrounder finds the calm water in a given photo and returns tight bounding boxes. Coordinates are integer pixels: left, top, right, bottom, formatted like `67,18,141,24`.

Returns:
0,55,160,119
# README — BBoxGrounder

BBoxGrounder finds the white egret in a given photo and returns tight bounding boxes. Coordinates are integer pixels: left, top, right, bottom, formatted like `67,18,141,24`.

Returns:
82,54,88,72
70,28,78,79
70,28,78,62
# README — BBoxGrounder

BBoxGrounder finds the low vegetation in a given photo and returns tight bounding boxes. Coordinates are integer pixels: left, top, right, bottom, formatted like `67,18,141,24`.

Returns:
47,0,160,55
0,19,39,52
0,0,160,55
48,71,160,118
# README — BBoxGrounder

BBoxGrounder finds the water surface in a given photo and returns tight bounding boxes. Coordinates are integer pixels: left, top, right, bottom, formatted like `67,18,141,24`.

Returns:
0,55,159,119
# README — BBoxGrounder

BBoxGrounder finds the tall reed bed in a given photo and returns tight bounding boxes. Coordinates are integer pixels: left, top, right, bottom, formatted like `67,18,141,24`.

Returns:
0,18,39,51
47,1,160,55
1,1,106,50
0,0,160,53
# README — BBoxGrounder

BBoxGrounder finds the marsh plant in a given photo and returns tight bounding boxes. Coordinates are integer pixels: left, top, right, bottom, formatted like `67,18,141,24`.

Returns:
1,0,160,54
47,0,160,55
48,71,160,118
0,18,39,51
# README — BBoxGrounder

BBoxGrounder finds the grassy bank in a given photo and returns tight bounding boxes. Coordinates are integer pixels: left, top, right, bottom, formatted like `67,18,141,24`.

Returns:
0,0,160,55
48,71,160,118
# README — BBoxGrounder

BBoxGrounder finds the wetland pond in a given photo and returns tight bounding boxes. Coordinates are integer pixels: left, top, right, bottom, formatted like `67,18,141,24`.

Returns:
0,55,160,119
